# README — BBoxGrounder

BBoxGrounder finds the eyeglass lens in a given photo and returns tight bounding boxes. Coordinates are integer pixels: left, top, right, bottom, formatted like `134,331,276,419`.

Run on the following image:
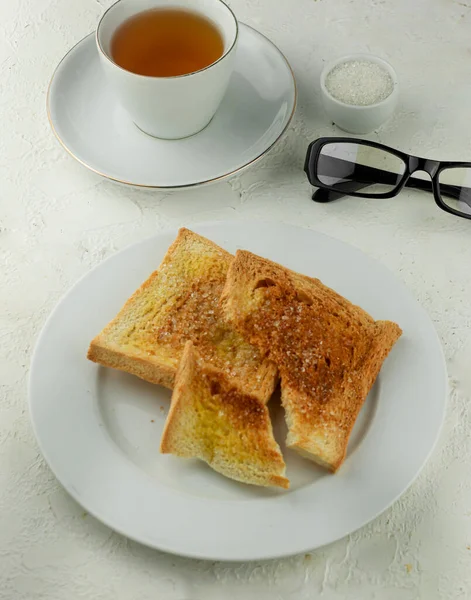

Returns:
316,142,406,196
438,167,471,216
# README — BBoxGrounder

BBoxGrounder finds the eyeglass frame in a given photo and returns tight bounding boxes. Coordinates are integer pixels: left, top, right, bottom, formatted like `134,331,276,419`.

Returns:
304,137,471,220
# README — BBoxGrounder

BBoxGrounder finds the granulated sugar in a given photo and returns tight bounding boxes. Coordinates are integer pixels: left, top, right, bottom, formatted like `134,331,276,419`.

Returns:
325,60,393,106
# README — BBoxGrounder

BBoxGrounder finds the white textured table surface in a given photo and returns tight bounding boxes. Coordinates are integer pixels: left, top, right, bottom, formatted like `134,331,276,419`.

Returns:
1,0,471,598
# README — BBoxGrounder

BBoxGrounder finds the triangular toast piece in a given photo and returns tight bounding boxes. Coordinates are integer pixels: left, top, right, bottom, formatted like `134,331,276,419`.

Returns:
221,250,402,471
160,342,289,489
88,229,277,402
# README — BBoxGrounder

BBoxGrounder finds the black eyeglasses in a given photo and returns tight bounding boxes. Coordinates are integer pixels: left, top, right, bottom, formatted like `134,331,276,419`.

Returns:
304,137,471,220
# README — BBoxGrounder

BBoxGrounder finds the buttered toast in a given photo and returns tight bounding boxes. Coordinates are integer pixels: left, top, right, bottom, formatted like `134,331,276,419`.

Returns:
221,250,402,471
160,342,289,489
88,229,277,402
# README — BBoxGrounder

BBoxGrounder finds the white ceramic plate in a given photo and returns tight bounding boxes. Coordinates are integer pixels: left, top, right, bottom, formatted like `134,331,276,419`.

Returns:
47,24,296,188
29,222,447,561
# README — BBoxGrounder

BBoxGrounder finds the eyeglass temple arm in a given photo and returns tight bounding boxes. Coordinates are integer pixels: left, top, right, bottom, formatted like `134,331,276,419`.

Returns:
311,157,466,203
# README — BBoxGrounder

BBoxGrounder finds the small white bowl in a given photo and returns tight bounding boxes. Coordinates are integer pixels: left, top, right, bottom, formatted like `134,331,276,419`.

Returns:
320,53,399,135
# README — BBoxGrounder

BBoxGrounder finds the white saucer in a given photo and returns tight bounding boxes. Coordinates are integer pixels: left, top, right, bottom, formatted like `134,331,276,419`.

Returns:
29,222,447,561
47,24,296,188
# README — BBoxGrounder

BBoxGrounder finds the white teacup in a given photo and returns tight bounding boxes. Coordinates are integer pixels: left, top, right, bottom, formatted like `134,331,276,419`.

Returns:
96,0,238,140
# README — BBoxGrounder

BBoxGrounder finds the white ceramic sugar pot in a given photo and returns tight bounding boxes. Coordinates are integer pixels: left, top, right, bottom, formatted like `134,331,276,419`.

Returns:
320,53,399,135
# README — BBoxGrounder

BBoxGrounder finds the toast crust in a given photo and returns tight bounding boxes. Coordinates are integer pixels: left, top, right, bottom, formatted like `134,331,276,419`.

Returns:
87,343,175,388
160,342,289,489
87,229,277,402
221,250,402,471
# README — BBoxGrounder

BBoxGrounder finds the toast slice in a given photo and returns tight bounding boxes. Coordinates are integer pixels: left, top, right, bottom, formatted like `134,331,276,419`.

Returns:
160,342,289,489
221,250,402,471
87,229,277,402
